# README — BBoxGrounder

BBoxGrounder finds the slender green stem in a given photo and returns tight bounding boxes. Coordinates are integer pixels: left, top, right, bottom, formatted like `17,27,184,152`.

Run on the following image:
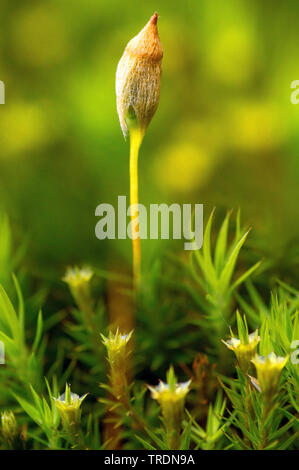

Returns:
129,127,144,291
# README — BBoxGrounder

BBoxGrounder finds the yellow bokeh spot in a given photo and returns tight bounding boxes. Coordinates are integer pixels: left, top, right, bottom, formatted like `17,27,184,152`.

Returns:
0,103,49,156
11,6,68,67
153,141,214,194
208,28,255,86
228,102,286,153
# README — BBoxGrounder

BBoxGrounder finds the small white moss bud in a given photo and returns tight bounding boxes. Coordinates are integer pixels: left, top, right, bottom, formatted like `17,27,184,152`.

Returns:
54,384,87,442
63,266,94,325
251,352,288,398
116,13,163,137
222,330,260,373
1,411,18,443
148,367,191,450
101,330,133,404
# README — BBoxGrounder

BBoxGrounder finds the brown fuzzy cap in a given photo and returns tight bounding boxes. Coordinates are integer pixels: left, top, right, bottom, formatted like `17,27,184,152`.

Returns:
116,13,163,137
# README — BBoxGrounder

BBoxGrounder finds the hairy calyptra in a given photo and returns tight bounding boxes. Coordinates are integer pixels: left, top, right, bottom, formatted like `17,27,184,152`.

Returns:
115,13,163,290
116,12,163,137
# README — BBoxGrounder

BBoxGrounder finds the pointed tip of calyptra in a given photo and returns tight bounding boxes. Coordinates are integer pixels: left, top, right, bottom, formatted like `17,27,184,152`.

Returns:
149,12,159,25
125,12,162,62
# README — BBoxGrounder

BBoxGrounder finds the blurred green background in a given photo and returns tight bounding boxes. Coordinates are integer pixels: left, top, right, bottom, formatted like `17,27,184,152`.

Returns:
0,0,299,280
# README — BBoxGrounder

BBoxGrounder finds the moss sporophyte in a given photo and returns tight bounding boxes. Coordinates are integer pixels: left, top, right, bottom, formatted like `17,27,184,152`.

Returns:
116,13,163,290
2,9,299,453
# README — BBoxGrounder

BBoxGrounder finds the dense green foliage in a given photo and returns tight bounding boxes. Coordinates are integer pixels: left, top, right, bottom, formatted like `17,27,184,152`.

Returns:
0,211,298,450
